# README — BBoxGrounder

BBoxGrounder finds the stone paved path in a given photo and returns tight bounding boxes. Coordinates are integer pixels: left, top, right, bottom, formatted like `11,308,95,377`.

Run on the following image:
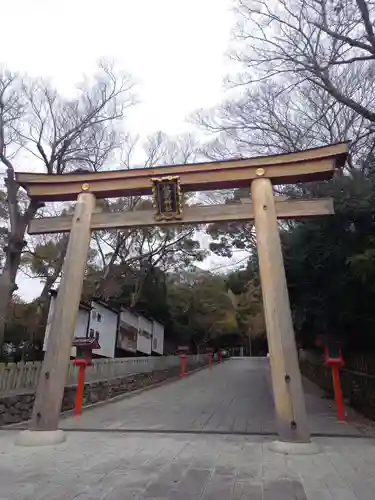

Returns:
1,430,375,499
61,358,373,436
2,358,375,499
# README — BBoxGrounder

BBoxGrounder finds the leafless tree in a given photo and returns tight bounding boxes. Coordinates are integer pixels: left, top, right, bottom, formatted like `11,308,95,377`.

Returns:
231,0,375,123
0,63,135,348
193,78,375,257
195,81,374,169
91,132,206,301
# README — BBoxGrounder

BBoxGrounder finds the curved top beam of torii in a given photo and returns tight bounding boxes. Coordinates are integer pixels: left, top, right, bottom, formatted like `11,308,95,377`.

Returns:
15,142,348,202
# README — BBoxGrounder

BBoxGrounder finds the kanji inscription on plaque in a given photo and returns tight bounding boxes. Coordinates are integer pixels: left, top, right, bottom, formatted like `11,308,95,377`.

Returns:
151,176,183,221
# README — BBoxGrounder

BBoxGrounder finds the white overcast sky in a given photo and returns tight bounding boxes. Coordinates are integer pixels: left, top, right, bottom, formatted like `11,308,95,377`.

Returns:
1,0,247,302
1,0,235,136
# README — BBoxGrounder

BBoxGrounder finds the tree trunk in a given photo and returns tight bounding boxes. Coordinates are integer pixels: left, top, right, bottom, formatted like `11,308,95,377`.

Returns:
34,281,55,344
35,234,70,335
248,333,252,357
0,247,23,351
0,199,42,351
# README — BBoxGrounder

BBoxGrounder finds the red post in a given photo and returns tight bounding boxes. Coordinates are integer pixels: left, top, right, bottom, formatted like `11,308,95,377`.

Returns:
324,343,345,422
219,351,222,363
331,364,345,421
208,352,213,369
74,364,86,417
180,354,186,378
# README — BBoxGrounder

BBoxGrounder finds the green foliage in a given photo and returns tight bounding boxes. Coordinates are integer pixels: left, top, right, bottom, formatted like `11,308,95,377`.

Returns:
205,161,375,354
113,267,240,351
207,189,255,258
2,297,43,361
226,262,266,346
117,265,170,326
167,273,238,349
282,164,375,350
22,240,60,277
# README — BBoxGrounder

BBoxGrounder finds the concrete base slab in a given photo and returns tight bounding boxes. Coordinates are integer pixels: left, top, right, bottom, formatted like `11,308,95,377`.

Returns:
15,429,66,447
269,440,320,455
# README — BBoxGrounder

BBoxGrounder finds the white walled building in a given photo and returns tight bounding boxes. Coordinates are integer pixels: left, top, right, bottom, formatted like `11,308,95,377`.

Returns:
152,320,164,355
117,309,138,354
43,291,90,357
137,315,153,355
88,300,118,358
43,291,165,358
117,309,165,356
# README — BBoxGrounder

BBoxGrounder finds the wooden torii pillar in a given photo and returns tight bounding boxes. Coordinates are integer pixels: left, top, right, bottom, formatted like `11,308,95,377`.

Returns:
14,143,348,449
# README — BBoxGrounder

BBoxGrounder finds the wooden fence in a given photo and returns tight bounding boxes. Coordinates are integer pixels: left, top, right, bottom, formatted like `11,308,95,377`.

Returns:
300,359,375,421
344,354,375,376
0,355,205,396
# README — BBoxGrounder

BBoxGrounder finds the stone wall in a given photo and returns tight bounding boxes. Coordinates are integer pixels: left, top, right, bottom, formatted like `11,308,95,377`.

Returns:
0,360,208,427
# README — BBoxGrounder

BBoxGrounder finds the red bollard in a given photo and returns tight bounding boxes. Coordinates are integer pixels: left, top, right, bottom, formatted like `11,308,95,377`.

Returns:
208,352,213,369
72,337,101,417
180,354,187,378
178,346,189,378
331,364,345,421
74,362,86,417
324,342,345,421
219,351,223,363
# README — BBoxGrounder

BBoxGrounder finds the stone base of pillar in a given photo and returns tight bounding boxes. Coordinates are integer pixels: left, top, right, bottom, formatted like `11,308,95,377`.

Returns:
269,440,320,455
15,430,66,447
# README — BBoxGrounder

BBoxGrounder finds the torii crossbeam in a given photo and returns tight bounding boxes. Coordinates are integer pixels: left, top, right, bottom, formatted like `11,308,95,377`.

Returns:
15,142,348,449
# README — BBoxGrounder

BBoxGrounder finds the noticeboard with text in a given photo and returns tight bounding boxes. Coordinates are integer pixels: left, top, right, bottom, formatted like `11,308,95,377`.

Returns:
151,176,183,221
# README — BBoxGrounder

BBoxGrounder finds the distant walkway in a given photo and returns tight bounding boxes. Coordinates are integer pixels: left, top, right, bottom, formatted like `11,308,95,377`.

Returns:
60,357,374,436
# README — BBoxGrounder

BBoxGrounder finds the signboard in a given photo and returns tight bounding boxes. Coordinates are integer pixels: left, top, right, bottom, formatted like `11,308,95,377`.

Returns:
151,176,183,221
73,337,100,357
178,346,189,354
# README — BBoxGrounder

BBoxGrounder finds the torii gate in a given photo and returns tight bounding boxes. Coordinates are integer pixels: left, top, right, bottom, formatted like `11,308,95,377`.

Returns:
15,142,348,450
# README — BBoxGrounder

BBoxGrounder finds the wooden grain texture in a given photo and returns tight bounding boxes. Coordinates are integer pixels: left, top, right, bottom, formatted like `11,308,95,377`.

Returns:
16,142,348,202
251,178,310,443
29,192,96,432
28,198,334,234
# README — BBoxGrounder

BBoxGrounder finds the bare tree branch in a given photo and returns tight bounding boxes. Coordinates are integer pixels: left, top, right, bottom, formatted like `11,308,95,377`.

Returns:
230,0,375,123
0,62,136,348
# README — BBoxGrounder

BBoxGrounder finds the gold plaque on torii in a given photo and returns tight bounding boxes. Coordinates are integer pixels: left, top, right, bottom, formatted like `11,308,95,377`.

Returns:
151,176,183,222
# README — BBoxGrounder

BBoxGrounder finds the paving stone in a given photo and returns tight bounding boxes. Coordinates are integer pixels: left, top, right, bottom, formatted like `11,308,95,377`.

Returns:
349,481,375,500
232,482,263,499
202,473,236,500
214,465,237,475
1,360,375,500
143,464,188,498
235,465,262,481
263,479,307,500
305,490,333,500
104,488,144,500
166,468,212,499
87,458,125,474
327,488,359,500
